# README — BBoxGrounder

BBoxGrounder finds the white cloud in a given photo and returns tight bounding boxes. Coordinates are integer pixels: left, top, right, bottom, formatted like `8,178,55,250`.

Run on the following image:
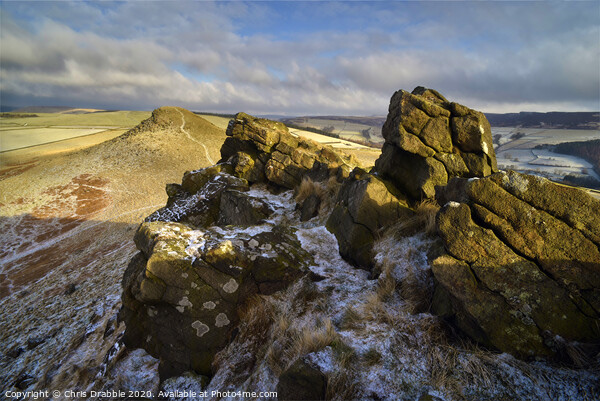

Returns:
1,1,598,114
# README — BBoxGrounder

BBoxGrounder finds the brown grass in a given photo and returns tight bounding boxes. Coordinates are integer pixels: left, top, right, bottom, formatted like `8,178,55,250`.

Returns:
384,199,440,238
295,176,342,218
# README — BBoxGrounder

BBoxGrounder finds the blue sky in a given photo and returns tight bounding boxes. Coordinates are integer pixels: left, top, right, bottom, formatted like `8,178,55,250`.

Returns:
1,1,599,115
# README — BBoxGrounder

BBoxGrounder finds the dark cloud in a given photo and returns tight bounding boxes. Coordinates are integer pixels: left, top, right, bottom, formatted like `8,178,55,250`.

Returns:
1,1,598,114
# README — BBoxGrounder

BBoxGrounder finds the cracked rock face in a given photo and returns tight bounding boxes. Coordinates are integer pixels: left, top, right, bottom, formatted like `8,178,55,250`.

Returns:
326,168,413,270
220,112,359,189
432,170,600,358
374,87,498,200
121,221,311,377
119,166,312,378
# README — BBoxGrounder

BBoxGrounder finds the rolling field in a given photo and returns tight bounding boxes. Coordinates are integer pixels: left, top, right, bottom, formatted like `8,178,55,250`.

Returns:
493,127,600,184
0,111,151,155
281,116,385,145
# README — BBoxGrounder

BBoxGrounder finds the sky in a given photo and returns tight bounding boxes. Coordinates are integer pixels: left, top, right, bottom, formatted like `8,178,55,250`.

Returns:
1,1,599,116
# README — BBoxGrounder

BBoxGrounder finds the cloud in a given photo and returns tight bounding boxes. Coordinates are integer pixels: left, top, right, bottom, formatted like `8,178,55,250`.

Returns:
1,1,598,114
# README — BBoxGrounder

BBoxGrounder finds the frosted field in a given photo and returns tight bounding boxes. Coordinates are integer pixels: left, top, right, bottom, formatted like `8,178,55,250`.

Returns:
0,111,151,154
493,127,600,183
0,127,111,152
288,117,385,144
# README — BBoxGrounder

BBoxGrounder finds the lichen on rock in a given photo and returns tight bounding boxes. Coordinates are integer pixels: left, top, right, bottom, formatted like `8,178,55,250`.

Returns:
432,170,600,359
373,87,498,201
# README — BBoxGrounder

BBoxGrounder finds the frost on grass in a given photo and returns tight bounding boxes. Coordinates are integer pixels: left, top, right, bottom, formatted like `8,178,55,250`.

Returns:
61,177,594,400
177,222,600,401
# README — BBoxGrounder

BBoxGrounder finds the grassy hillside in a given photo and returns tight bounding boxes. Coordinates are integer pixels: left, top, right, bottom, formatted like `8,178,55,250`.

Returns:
0,107,228,392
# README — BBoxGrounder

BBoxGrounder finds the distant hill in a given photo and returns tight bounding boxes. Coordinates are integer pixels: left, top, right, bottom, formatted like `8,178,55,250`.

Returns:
285,112,599,131
485,111,599,129
12,106,107,114
281,115,386,128
12,106,77,113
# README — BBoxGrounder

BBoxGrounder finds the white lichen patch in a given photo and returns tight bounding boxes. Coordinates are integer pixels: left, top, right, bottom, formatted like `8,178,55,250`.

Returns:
248,239,259,248
181,272,188,279
259,243,272,251
482,141,489,155
191,282,198,289
223,278,239,294
215,313,230,327
446,201,461,208
146,307,158,317
191,321,209,337
178,296,193,311
479,124,485,134
203,301,216,310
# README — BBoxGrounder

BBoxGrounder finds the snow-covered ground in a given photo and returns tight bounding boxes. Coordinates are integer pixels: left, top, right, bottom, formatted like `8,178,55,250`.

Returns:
129,185,600,401
493,127,600,184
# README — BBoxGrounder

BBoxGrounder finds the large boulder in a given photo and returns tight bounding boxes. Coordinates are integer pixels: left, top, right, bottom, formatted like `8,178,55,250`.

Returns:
220,112,358,189
432,170,600,359
326,168,413,270
121,163,314,378
120,221,312,377
373,87,498,200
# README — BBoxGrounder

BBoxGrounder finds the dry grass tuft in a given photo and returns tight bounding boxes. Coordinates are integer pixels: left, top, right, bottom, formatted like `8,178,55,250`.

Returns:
339,305,363,330
385,199,441,238
362,292,396,325
362,347,382,366
427,338,496,394
416,199,440,236
295,177,325,204
294,176,341,218
265,309,340,375
237,294,276,339
286,317,339,364
326,369,361,401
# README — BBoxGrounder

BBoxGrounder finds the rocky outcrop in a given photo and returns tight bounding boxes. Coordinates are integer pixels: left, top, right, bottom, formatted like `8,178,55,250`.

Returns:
326,168,413,270
147,166,250,227
121,220,311,377
373,87,498,200
220,112,358,188
120,164,313,377
432,170,600,359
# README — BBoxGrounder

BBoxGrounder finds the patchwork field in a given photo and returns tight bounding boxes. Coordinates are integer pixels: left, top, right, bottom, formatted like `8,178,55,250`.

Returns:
0,111,151,155
492,127,600,184
281,116,386,145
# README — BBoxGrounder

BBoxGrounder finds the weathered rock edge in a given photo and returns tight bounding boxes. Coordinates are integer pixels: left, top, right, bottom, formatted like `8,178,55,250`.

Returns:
432,170,600,359
373,86,498,200
119,174,313,377
119,111,368,378
220,112,359,188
